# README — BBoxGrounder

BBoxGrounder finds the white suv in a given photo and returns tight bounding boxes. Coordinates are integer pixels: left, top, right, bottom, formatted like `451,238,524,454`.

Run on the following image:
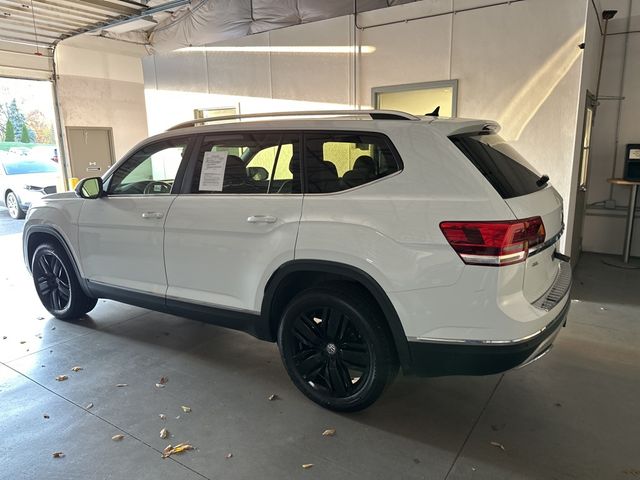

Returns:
23,110,571,411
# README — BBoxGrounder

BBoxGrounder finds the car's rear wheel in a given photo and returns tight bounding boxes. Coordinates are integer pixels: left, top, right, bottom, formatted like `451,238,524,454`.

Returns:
6,191,25,219
278,285,397,412
32,243,98,320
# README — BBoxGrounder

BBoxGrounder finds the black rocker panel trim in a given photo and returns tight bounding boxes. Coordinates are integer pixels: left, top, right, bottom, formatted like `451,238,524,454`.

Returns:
408,299,570,376
261,260,412,372
23,225,94,298
86,281,268,340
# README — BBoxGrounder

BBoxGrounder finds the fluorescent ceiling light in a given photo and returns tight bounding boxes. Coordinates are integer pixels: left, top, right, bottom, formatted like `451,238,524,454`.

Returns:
176,46,376,54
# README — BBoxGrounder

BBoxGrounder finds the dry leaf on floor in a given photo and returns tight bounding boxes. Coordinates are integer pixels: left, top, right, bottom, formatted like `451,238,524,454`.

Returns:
225,453,233,459
158,376,168,385
55,375,68,381
160,428,169,439
115,384,128,387
159,414,166,420
172,443,193,454
181,406,191,413
302,464,313,469
2,336,7,339
490,441,505,451
43,414,50,419
20,341,26,344
268,394,278,401
85,403,93,410
112,434,125,441
155,384,165,388
322,429,336,437
52,452,64,458
161,443,193,458
71,366,82,372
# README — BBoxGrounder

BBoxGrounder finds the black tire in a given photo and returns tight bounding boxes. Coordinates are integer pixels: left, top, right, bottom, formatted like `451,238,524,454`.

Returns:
32,243,98,320
277,285,397,412
6,191,26,219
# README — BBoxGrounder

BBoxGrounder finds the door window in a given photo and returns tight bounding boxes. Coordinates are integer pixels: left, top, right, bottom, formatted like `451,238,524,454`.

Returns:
190,132,300,194
108,139,188,195
303,132,402,193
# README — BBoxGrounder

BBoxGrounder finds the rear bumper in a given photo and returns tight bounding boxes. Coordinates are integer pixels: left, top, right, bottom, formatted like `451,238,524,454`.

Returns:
406,297,570,376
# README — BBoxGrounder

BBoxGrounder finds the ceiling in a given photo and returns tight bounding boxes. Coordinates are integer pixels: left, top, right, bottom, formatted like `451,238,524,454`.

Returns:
0,0,186,54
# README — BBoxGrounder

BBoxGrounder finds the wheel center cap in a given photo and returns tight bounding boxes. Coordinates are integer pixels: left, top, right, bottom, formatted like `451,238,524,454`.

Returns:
325,343,337,355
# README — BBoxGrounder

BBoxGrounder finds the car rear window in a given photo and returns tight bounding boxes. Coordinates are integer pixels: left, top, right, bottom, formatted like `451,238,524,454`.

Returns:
450,134,544,199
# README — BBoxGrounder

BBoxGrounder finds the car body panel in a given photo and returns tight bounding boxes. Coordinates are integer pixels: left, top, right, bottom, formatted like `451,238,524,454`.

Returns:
164,194,303,312
77,195,176,296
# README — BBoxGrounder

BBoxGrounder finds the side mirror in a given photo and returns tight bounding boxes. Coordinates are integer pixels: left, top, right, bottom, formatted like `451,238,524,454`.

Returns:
75,177,104,199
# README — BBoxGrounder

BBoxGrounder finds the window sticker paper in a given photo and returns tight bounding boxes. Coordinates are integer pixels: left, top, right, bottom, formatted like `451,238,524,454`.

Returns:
199,151,228,191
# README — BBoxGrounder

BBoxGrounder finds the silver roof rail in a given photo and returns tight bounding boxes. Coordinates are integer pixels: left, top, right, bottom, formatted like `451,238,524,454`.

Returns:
167,109,421,131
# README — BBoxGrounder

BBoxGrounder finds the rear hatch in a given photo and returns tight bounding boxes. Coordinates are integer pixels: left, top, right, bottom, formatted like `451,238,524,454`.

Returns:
450,132,564,303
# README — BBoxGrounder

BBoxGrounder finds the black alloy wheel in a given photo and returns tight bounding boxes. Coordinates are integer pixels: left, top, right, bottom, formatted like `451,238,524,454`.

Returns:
278,285,396,412
34,251,71,312
32,243,98,319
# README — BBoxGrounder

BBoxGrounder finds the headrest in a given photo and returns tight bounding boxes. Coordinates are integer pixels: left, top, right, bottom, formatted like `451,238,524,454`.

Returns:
353,155,374,172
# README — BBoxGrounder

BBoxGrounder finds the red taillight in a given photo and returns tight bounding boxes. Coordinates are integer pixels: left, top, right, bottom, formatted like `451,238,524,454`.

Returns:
440,217,545,266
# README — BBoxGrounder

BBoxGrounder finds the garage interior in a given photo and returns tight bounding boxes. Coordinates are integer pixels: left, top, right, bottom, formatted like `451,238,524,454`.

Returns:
1,0,639,478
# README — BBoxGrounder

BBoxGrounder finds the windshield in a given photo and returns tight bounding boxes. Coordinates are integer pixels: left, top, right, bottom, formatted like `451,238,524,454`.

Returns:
2,158,58,175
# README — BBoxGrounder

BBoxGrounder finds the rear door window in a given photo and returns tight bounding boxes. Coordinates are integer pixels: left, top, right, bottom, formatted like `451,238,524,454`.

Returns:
189,132,301,194
303,132,402,193
450,134,544,199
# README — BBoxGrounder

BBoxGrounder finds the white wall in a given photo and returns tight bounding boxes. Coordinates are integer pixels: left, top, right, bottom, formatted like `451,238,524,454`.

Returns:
582,1,640,256
142,0,591,253
55,44,149,167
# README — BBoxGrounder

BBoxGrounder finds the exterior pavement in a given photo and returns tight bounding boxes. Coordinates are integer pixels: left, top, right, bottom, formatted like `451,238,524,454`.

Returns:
0,212,639,479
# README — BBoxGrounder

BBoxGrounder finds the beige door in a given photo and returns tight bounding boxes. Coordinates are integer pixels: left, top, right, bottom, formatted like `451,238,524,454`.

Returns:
570,92,597,265
66,127,115,180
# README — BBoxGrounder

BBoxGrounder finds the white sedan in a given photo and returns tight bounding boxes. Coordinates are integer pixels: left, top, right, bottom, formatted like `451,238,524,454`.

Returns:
0,153,59,219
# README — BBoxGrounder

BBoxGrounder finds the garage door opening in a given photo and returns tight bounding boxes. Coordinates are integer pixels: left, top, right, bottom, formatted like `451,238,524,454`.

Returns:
1,76,60,225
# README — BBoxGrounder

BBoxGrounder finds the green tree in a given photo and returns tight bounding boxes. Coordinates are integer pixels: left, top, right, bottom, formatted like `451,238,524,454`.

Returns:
20,124,30,143
4,120,14,142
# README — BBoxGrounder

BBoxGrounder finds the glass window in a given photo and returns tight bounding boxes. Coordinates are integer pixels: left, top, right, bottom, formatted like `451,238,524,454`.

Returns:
2,158,58,175
108,139,187,195
373,80,458,117
450,134,544,199
303,133,402,193
190,133,300,194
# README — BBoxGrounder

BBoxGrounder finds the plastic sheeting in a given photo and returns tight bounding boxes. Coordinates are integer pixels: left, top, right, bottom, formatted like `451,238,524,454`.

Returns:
148,0,416,52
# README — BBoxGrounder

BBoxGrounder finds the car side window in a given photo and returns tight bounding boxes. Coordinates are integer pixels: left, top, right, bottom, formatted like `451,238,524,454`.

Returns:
108,139,188,196
190,132,301,194
303,132,402,193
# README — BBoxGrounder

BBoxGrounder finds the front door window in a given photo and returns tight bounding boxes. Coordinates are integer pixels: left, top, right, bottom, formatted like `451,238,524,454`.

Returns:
108,139,187,195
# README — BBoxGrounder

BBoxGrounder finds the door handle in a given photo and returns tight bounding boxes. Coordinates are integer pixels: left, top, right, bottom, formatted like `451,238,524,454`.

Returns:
141,211,164,219
247,215,277,224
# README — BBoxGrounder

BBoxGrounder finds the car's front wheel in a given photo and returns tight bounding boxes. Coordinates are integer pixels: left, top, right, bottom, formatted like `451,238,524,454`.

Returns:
32,243,98,320
6,191,25,219
278,285,397,412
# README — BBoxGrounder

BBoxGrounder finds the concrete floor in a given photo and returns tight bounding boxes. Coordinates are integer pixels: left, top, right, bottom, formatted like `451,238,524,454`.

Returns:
1,207,639,479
